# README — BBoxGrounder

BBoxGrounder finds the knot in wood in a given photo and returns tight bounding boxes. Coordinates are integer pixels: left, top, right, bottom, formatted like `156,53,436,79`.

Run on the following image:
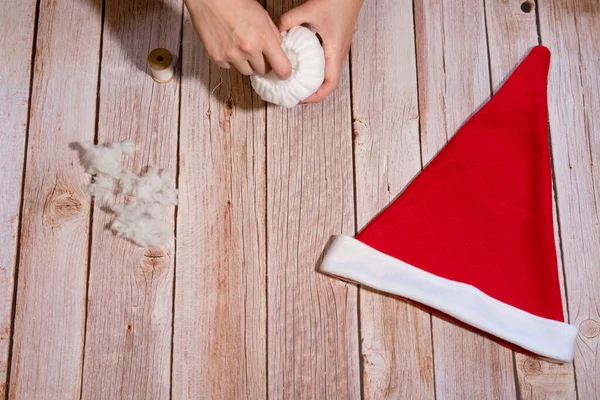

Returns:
579,318,599,338
43,189,83,227
225,99,234,116
352,118,368,147
0,326,9,341
139,248,169,274
522,358,542,375
362,349,385,368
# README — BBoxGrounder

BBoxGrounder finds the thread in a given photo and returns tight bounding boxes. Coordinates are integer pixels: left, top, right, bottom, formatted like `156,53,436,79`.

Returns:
147,48,174,83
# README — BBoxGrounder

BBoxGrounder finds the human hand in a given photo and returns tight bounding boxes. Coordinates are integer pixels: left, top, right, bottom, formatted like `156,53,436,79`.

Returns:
279,0,364,103
184,0,292,78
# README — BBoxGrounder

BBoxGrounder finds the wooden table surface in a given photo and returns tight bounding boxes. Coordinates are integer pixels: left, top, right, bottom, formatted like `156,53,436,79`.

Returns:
1,0,598,398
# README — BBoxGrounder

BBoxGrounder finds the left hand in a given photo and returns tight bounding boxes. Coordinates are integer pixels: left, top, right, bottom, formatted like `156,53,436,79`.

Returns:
279,0,364,103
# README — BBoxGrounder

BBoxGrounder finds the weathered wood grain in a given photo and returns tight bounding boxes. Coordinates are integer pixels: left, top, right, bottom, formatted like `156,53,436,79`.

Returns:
484,1,577,398
414,1,515,398
3,0,595,397
7,0,102,397
351,0,434,398
538,0,600,397
172,7,267,399
0,0,36,396
265,1,359,398
79,0,181,398
485,0,538,86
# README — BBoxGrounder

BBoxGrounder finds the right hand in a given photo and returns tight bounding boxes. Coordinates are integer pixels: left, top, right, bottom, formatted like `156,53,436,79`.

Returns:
185,0,292,78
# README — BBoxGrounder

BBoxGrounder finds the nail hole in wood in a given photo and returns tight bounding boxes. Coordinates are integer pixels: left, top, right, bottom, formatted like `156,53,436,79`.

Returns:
157,56,164,62
520,1,533,13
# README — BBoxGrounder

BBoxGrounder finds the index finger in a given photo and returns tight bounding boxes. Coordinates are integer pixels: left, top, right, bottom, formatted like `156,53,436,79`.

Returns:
263,40,292,79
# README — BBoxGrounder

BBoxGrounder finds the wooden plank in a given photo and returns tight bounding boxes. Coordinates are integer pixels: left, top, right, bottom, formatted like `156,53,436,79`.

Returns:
265,72,359,399
79,0,181,398
538,0,600,398
351,0,434,398
0,0,36,396
484,1,577,398
414,1,516,398
7,0,102,397
265,1,359,398
172,7,267,399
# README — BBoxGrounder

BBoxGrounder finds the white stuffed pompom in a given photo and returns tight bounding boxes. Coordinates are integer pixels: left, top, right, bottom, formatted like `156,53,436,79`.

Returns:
251,26,325,108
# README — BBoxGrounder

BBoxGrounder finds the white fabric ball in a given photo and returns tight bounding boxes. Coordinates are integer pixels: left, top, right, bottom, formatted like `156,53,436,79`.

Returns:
251,26,325,108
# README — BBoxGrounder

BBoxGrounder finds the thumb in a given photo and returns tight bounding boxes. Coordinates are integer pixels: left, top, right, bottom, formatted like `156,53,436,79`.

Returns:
278,3,315,31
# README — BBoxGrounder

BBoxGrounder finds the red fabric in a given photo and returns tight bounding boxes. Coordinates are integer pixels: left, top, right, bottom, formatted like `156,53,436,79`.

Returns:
357,46,564,322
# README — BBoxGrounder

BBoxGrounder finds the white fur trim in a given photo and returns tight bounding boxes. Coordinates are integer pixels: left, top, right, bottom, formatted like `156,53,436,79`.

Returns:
320,235,578,363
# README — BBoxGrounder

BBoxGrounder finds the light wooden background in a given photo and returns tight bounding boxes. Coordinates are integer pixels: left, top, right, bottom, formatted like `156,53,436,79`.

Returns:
1,0,598,398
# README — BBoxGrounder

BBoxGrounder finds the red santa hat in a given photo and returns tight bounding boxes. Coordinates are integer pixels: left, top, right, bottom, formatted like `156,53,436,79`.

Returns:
320,46,578,363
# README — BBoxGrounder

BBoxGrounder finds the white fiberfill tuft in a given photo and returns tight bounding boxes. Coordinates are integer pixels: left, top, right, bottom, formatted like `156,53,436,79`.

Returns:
79,141,177,248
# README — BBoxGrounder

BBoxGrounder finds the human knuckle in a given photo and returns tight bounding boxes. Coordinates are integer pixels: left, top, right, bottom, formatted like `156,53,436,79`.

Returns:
239,39,258,54
280,14,291,26
208,50,225,63
225,48,240,60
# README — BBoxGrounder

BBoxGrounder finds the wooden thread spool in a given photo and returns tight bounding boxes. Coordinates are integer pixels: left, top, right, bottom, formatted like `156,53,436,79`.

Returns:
147,48,174,83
